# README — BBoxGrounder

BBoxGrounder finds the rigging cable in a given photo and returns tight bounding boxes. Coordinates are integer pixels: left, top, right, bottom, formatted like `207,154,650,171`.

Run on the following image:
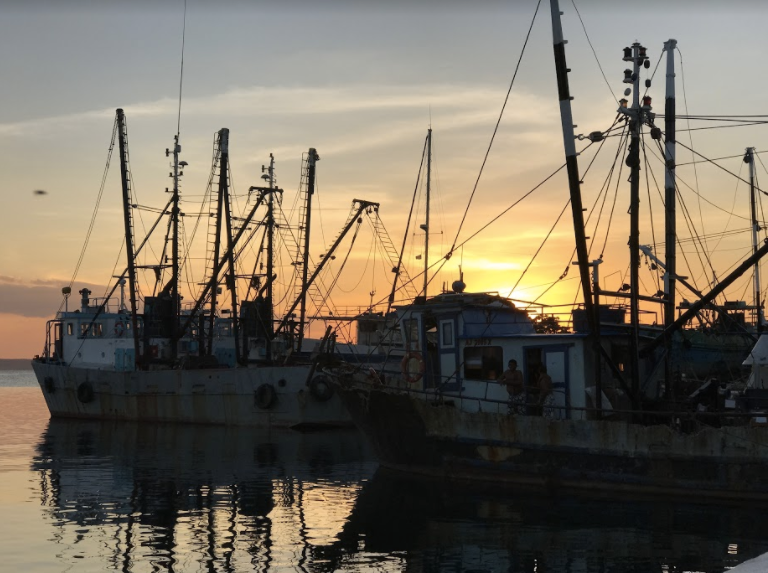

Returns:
677,47,708,257
570,0,617,103
449,0,541,255
641,134,662,293
506,198,571,298
65,119,118,304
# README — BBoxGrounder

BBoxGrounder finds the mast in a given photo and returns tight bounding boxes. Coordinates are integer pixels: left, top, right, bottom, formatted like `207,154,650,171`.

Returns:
746,147,764,331
207,129,228,355
115,108,142,365
549,2,595,328
298,148,319,353
621,42,649,408
221,130,241,365
265,154,276,323
264,154,276,360
277,199,379,337
423,128,432,297
663,39,677,393
168,135,182,362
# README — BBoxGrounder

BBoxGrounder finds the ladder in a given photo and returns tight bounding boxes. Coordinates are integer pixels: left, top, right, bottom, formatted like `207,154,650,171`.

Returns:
368,210,420,303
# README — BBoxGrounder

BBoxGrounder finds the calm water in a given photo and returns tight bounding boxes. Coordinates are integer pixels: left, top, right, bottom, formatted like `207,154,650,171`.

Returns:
3,373,768,572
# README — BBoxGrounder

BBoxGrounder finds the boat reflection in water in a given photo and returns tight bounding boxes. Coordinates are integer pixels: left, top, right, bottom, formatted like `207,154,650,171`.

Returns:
337,471,768,573
31,419,768,572
31,419,377,572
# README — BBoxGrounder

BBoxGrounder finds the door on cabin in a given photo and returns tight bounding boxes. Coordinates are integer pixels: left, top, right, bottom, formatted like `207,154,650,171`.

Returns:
523,345,570,419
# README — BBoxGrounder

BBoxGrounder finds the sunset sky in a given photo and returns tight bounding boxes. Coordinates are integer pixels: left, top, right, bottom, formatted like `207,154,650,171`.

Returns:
3,0,768,358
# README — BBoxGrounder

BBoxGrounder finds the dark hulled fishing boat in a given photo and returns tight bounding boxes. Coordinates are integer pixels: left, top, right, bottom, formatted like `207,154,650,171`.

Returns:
330,0,768,500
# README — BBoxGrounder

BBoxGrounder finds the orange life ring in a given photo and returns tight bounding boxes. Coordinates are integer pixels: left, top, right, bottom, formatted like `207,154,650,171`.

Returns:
114,321,125,337
401,351,425,384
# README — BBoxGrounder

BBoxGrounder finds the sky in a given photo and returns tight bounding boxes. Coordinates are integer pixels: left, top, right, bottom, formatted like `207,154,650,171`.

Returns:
2,0,768,358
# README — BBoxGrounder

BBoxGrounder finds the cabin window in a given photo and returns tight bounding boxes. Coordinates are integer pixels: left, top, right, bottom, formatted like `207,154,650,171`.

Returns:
80,323,89,338
463,346,503,380
440,321,454,348
67,323,73,336
94,323,103,337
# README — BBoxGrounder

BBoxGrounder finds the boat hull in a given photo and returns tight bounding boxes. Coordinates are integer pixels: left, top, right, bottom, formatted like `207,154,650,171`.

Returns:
335,382,768,501
32,360,352,429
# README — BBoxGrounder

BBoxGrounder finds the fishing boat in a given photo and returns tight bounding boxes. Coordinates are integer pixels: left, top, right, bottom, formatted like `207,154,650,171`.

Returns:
29,109,390,428
331,0,768,499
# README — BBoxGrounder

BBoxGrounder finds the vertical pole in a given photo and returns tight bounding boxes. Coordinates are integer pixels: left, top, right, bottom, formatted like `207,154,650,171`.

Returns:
170,135,180,362
747,147,764,331
116,108,142,366
627,43,643,409
208,129,227,355
550,0,600,414
424,128,432,298
220,130,240,365
298,148,319,352
663,39,678,395
266,153,275,361
549,1,595,329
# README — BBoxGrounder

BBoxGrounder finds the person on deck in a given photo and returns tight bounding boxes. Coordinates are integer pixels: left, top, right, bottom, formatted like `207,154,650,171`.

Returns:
537,365,555,419
498,359,526,414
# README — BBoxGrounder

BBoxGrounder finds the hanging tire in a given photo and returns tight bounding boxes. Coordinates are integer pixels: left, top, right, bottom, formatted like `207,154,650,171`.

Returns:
309,375,334,402
77,381,94,404
255,383,277,410
43,376,55,394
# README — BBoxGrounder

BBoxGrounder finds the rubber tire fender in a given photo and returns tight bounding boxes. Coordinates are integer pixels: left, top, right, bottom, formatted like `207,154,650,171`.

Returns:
77,381,94,404
43,376,55,394
309,375,334,402
255,383,277,410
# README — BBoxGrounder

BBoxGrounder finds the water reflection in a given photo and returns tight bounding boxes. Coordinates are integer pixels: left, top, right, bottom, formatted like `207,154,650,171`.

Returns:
338,471,768,573
32,419,378,572
31,419,768,572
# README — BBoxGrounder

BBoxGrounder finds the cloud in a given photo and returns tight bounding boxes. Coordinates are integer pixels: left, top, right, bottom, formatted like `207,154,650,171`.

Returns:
0,83,555,139
0,277,106,318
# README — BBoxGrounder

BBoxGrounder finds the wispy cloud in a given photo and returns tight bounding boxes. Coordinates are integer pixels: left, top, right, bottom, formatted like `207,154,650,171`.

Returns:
0,83,556,138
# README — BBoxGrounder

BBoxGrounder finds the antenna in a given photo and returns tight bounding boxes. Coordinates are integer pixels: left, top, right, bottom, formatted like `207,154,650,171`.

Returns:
176,0,187,137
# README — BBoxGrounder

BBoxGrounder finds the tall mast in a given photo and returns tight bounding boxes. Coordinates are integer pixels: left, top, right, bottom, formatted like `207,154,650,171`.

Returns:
168,135,182,362
423,128,432,298
265,154,276,318
746,147,764,331
264,154,276,361
663,39,678,392
208,129,228,355
621,42,649,408
298,148,319,353
221,130,241,365
549,1,595,328
116,108,141,365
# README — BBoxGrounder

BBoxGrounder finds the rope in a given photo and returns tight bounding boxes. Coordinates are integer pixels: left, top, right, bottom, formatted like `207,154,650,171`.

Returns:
449,0,541,254
66,118,118,299
570,0,617,103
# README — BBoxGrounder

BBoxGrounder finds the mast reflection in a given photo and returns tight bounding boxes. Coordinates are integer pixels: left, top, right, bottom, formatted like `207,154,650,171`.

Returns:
334,470,768,573
32,419,376,572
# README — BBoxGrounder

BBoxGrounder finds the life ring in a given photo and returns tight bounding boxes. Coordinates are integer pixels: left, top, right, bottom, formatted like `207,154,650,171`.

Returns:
255,383,277,410
43,376,55,394
114,321,125,337
401,351,425,384
77,381,94,404
309,375,334,402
